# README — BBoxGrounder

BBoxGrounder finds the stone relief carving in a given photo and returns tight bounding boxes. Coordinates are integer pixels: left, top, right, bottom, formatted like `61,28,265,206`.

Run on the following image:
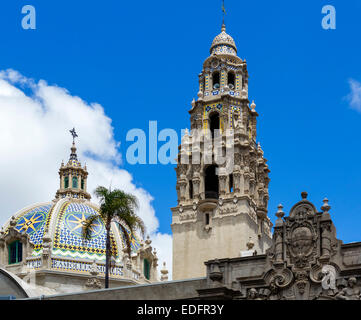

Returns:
199,192,361,300
218,203,238,215
335,277,360,300
321,265,337,291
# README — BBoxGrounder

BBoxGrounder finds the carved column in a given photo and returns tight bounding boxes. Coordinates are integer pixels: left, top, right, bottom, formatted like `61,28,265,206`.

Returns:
320,222,331,259
179,175,187,202
68,172,71,190
192,175,201,200
60,170,64,189
274,204,285,263
243,167,250,194
218,174,227,196
233,170,241,194
41,233,52,269
274,229,283,263
84,172,88,191
249,173,255,198
192,164,201,200
151,249,158,281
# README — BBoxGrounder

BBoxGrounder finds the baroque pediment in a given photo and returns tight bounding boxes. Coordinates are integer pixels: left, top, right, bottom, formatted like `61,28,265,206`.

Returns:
199,192,361,300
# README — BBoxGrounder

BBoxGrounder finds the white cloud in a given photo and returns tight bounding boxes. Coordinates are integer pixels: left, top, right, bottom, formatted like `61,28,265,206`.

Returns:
347,78,361,112
0,69,172,279
150,232,173,280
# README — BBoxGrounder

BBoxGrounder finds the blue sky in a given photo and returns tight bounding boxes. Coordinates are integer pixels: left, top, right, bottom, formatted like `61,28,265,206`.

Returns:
1,0,361,243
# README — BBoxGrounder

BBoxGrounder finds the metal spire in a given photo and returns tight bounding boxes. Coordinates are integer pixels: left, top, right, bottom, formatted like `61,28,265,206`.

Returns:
222,0,226,26
69,128,78,161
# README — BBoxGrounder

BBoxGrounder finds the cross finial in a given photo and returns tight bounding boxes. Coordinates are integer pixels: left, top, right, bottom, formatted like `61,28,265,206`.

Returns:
69,128,78,143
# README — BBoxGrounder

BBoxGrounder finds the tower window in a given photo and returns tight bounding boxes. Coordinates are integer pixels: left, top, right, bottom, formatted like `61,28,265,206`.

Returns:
212,72,220,89
72,176,78,188
205,213,210,225
8,241,22,264
189,180,193,199
64,176,69,189
228,72,235,89
204,165,219,199
81,178,84,190
144,259,150,280
209,112,220,139
229,174,234,193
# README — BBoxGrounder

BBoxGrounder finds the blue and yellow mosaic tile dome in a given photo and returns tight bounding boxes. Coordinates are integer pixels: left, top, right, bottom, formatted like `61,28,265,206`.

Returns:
4,198,141,264
11,203,53,256
1,134,154,282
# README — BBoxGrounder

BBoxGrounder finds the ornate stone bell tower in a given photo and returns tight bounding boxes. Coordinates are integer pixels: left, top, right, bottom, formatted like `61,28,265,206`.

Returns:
171,23,273,280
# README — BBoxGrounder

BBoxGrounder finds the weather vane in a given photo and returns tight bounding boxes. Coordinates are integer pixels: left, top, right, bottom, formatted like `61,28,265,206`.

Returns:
69,128,78,143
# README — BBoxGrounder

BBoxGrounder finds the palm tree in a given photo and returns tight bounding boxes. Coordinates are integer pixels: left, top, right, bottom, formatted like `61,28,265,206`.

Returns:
82,186,145,288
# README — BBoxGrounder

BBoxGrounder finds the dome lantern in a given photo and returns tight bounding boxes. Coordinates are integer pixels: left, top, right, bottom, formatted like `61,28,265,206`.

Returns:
55,128,91,201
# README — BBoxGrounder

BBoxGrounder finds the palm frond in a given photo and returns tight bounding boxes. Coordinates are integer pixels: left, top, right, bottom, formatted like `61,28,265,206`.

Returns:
91,186,145,259
118,223,133,257
134,216,146,238
82,214,100,240
94,186,109,201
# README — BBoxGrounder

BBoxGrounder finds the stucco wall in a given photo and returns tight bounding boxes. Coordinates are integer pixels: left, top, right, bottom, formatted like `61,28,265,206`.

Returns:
27,278,207,300
0,269,28,299
172,206,271,280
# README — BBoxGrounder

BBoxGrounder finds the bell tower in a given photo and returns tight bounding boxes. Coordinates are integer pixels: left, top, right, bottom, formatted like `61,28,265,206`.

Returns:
171,23,273,280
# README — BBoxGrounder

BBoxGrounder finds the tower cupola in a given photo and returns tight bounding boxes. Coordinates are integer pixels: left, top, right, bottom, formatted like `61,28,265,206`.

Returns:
210,23,237,56
197,23,247,103
55,128,91,200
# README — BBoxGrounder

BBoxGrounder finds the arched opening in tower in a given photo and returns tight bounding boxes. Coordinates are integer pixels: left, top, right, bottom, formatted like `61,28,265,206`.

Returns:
228,72,235,90
209,112,220,139
212,71,220,89
204,165,219,199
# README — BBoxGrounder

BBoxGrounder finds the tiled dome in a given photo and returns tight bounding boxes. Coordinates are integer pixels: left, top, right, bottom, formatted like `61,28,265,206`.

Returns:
0,132,159,287
10,203,53,256
210,23,237,56
4,199,141,264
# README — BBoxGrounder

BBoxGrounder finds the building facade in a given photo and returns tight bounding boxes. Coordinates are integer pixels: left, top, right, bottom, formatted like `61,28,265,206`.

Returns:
20,192,361,300
198,193,361,300
171,24,273,280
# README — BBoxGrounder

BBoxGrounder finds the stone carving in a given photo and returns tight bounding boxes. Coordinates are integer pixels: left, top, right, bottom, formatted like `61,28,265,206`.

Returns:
85,260,102,290
209,260,223,288
288,225,315,268
160,262,169,282
247,288,260,300
321,265,336,291
335,277,360,300
295,271,308,295
266,268,294,290
179,211,196,221
85,278,102,290
199,192,361,300
218,203,238,215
